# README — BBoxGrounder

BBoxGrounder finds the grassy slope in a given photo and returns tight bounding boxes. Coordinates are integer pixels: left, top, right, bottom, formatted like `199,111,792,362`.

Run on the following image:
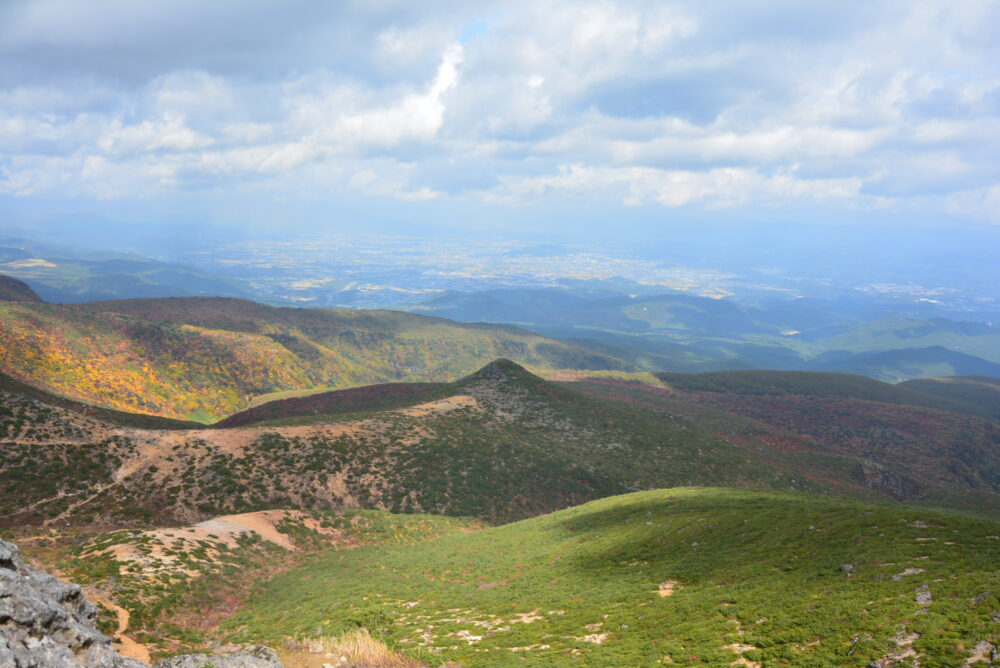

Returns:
0,274,42,302
655,369,982,415
0,297,628,421
0,369,198,430
899,376,1000,422
223,487,1000,667
215,382,445,427
48,509,481,655
577,374,1000,515
4,360,999,529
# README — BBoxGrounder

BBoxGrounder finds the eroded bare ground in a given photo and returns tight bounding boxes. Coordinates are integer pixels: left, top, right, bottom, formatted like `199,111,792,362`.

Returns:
115,394,481,485
87,591,151,665
91,509,358,581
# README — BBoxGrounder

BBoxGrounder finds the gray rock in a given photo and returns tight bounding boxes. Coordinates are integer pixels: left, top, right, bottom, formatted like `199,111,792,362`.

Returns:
0,538,145,668
970,590,993,605
856,460,923,499
915,584,933,606
152,645,283,667
840,564,855,576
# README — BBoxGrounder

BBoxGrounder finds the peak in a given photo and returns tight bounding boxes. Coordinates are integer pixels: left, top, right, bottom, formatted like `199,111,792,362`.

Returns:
0,275,42,303
459,358,537,384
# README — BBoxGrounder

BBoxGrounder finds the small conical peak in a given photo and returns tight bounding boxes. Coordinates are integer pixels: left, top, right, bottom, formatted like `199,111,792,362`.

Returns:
458,358,537,384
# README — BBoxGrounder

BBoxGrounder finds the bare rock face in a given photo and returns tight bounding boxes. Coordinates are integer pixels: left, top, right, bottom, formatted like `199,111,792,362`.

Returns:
0,538,145,668
856,460,923,500
152,645,282,667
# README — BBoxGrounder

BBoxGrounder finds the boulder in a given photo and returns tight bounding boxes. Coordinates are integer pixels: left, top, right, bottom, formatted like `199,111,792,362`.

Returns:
0,538,145,668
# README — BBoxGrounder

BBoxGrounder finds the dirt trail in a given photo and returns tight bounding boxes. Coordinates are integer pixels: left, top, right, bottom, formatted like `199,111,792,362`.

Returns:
87,591,151,665
42,484,114,526
0,490,78,520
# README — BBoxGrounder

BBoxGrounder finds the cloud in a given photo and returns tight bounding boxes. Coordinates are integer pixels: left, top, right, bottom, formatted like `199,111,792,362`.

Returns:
0,0,996,222
485,164,862,208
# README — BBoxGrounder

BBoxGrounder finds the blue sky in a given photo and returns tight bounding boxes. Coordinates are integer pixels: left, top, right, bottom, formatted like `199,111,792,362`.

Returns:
1,0,998,233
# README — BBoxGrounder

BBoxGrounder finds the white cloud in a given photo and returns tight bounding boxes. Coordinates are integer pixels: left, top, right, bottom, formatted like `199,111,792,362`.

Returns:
486,164,862,208
0,0,996,220
99,113,213,155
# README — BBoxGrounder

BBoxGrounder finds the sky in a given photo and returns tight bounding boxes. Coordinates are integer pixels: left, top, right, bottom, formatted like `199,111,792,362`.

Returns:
1,0,998,237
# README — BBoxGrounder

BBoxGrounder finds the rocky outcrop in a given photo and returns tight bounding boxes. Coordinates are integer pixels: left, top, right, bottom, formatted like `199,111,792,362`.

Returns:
0,538,144,667
855,460,923,500
152,646,282,667
1,538,285,667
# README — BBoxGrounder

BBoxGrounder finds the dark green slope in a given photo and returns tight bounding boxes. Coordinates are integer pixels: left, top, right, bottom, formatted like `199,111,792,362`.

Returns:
214,381,446,427
0,274,42,302
225,487,1000,667
568,371,1000,515
656,368,989,417
899,376,1000,422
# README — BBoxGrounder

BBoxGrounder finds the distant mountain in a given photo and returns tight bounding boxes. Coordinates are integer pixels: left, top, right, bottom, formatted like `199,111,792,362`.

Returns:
0,274,42,302
412,288,775,336
0,297,629,421
411,288,1000,381
0,238,257,303
810,345,1000,382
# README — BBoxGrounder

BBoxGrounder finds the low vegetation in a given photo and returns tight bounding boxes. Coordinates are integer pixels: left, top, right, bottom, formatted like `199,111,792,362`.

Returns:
223,487,1000,667
0,297,628,421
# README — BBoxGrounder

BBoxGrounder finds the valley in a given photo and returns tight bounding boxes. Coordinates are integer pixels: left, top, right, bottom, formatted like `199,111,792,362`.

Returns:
1,288,997,666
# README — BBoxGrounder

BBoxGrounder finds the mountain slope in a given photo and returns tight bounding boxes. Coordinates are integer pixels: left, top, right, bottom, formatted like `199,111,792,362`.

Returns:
0,274,42,302
0,238,257,303
4,360,999,530
575,371,1000,513
811,345,1000,382
223,487,1000,667
655,368,986,416
0,297,629,421
899,376,1000,422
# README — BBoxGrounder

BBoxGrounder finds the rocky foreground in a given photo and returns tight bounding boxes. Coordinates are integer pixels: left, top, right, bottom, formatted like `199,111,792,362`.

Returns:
0,538,281,667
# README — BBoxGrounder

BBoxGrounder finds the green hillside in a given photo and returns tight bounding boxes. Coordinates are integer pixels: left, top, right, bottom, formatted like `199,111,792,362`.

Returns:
0,274,42,302
654,368,987,417
0,297,629,421
6,359,998,530
223,487,1000,667
899,376,1000,422
0,369,198,430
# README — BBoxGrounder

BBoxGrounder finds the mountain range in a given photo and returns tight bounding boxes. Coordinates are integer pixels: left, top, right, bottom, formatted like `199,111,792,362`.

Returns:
410,288,1000,381
1,281,998,666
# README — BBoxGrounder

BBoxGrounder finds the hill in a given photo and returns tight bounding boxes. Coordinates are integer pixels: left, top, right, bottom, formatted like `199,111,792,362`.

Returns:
899,376,1000,420
654,368,990,417
0,297,629,421
4,360,999,531
811,345,1000,383
0,274,42,302
0,238,257,303
574,371,1000,513
899,376,1000,422
410,288,1000,381
222,487,1000,666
